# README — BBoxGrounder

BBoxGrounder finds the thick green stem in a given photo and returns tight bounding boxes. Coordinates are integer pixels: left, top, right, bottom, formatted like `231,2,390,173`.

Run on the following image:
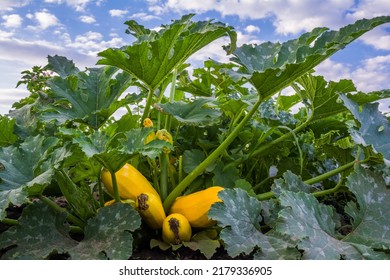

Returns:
109,170,121,203
141,87,155,125
1,217,84,234
160,152,169,201
165,68,177,131
1,218,18,226
163,96,263,212
97,169,105,207
256,159,362,201
248,114,312,160
39,195,85,228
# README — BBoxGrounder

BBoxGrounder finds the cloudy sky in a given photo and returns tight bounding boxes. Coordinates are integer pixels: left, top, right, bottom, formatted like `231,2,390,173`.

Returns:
0,0,389,115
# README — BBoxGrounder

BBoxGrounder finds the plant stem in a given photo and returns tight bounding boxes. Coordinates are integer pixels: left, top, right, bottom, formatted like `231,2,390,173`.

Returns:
163,96,263,212
1,217,84,234
39,195,85,228
109,170,121,203
160,152,169,201
256,159,362,201
1,218,18,226
141,87,155,125
248,114,312,160
97,168,105,207
165,68,177,131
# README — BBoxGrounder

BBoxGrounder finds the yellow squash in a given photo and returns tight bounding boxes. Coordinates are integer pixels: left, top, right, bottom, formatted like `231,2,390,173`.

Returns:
162,213,192,244
169,186,224,228
101,163,159,201
135,192,166,229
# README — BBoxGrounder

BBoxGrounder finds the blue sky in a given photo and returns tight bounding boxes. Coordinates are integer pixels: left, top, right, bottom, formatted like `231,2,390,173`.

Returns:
0,0,389,115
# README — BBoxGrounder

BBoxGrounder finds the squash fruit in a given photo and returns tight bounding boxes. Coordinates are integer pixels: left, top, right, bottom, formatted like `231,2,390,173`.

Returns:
162,213,192,244
169,186,224,228
101,163,159,201
135,192,166,229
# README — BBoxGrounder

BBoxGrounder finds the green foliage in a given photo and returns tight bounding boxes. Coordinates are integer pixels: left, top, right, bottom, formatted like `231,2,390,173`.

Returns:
1,15,390,260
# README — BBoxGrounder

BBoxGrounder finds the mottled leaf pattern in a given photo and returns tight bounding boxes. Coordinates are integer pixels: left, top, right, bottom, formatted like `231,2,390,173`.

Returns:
343,167,390,249
209,188,300,259
340,94,390,162
68,202,141,260
276,190,389,259
0,202,77,259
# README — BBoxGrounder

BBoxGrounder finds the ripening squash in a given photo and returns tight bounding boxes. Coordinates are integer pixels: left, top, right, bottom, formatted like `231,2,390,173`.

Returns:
101,163,159,201
169,186,224,228
135,192,166,229
162,213,192,244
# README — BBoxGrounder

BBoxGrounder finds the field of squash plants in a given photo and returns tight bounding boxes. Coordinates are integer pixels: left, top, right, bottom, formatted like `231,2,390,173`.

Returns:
1,14,390,260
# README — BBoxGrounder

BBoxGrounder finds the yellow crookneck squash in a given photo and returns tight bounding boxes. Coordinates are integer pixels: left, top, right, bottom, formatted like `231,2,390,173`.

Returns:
169,186,224,228
101,163,160,201
135,192,166,229
162,213,192,244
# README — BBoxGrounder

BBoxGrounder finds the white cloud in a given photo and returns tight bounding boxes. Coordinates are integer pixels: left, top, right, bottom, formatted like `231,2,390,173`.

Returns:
43,0,95,12
315,56,390,93
2,14,23,29
68,31,125,56
79,15,96,24
244,25,260,34
154,0,356,35
130,12,161,21
358,27,390,51
27,10,60,30
0,0,30,11
109,9,128,17
346,0,390,20
0,29,14,38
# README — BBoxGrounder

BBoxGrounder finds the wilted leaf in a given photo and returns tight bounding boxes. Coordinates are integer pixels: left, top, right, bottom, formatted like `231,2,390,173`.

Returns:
183,230,221,259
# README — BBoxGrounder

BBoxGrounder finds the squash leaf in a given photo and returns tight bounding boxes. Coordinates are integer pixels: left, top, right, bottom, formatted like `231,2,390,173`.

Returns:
0,202,77,259
0,135,68,219
98,14,236,90
228,16,390,100
340,94,390,162
209,188,300,259
343,167,390,249
68,202,141,259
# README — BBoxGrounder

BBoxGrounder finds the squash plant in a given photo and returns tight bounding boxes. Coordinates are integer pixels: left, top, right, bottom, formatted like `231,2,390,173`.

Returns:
1,14,390,260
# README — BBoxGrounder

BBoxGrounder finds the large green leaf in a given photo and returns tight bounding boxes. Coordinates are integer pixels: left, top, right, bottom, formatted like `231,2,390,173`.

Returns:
340,94,390,162
0,116,18,147
97,14,236,90
229,16,390,100
295,75,357,121
343,167,390,249
275,190,389,259
0,135,64,219
157,98,222,126
68,202,141,259
0,202,77,259
41,66,133,129
46,55,80,78
209,188,300,259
